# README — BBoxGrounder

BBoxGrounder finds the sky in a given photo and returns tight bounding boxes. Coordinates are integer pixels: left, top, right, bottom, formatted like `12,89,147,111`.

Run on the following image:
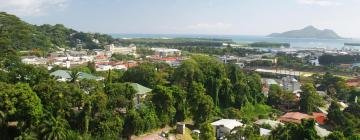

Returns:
1,0,360,38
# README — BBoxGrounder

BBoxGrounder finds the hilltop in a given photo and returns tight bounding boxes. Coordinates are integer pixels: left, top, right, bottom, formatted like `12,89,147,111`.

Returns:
268,26,342,39
0,12,114,51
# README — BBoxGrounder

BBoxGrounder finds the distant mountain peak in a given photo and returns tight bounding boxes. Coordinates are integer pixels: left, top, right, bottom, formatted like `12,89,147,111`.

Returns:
303,25,317,30
268,26,342,39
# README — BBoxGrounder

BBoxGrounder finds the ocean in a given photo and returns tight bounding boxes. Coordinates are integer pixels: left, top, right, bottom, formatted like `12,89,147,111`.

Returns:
111,34,360,49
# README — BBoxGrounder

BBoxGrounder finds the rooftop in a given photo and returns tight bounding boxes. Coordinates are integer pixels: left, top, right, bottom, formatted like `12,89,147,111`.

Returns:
50,70,103,81
130,83,152,95
255,119,284,129
211,119,243,130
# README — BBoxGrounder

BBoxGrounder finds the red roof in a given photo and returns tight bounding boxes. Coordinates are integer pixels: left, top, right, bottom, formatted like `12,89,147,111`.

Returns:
346,78,360,87
159,57,177,61
278,112,327,125
278,112,313,124
312,112,326,125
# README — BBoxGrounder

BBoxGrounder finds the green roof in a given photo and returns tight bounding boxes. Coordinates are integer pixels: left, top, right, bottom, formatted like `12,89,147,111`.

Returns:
130,83,152,95
50,70,103,81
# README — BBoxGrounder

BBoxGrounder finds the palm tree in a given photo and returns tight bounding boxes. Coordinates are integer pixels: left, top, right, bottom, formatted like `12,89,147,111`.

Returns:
68,70,79,83
40,115,69,140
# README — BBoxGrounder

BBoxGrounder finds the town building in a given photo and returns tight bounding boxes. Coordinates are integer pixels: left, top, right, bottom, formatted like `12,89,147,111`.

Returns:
130,83,152,105
277,112,326,125
21,56,47,65
105,44,137,55
151,48,181,57
281,76,301,93
255,119,284,129
211,119,243,139
50,70,104,82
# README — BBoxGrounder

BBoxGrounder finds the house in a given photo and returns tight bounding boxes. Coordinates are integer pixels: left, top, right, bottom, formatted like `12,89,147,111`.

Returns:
21,56,47,65
315,125,331,137
260,128,272,136
309,58,320,66
130,83,152,105
278,112,327,125
149,56,183,67
211,119,243,139
346,78,360,87
105,44,136,55
151,48,181,57
313,112,326,125
255,119,284,129
50,70,104,82
281,76,301,92
96,65,113,71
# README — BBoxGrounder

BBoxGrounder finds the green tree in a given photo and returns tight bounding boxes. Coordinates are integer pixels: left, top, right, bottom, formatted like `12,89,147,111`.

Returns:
171,86,187,122
219,78,233,108
78,79,108,134
227,125,264,140
300,83,323,114
226,63,245,85
191,94,214,127
122,62,158,88
137,102,160,132
247,73,264,104
39,115,69,140
268,84,296,110
173,59,204,91
123,110,143,140
151,86,176,126
270,119,320,140
233,82,250,108
199,123,215,140
68,70,79,83
97,115,124,138
0,83,43,126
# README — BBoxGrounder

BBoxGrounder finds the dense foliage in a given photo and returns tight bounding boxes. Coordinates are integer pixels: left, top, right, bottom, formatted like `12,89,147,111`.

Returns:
0,12,113,51
249,42,290,48
319,54,360,65
116,38,232,47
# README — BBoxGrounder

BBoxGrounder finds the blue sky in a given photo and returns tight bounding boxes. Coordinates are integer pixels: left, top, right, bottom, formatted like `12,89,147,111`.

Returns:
1,0,360,37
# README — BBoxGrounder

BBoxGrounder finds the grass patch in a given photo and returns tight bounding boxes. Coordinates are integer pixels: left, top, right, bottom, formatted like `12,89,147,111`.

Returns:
240,103,277,122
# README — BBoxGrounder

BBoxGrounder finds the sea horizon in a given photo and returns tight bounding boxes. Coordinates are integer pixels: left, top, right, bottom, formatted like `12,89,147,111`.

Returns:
111,34,360,49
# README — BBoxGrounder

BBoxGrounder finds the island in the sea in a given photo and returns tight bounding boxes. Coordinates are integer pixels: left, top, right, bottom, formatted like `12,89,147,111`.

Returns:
268,26,342,39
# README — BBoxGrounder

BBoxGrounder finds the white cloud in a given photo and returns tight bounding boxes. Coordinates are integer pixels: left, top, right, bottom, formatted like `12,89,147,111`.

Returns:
297,0,343,6
188,22,233,30
0,0,70,16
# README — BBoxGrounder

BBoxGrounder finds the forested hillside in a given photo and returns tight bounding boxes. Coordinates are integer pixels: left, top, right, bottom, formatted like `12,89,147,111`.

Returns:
0,12,113,51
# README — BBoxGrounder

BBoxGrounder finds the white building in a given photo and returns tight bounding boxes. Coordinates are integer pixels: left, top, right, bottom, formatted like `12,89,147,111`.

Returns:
105,44,136,55
255,119,284,129
96,64,127,72
211,119,243,139
151,48,181,57
281,76,301,93
96,65,112,72
21,56,47,65
309,58,320,66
